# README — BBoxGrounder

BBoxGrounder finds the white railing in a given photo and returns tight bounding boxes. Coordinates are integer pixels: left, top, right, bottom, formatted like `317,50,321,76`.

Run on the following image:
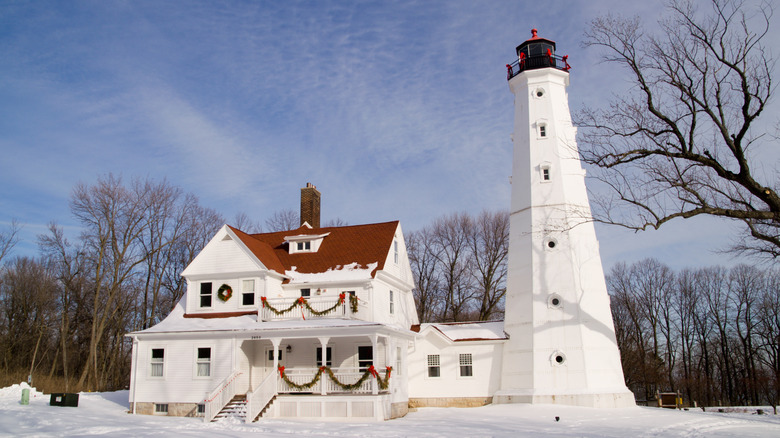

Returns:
203,370,243,423
278,367,377,394
261,296,364,322
246,372,277,423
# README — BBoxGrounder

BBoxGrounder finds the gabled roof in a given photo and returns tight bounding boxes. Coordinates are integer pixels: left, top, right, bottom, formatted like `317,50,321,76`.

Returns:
228,221,399,280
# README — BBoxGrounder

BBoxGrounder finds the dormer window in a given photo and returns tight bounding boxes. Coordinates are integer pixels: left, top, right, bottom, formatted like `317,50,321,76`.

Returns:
285,232,330,254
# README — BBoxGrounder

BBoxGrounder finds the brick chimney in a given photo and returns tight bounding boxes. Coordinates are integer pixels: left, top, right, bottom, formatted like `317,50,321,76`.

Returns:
300,183,321,228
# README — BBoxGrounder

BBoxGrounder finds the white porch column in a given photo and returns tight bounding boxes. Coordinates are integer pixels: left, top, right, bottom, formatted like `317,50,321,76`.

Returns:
318,337,330,395
271,338,281,374
371,334,378,395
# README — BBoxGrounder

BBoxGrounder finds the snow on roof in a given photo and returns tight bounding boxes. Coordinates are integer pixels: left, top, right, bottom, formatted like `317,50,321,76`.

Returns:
130,300,385,335
286,262,377,284
424,321,507,342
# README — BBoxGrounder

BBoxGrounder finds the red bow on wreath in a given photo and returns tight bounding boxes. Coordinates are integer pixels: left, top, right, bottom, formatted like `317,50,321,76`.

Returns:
261,296,267,308
386,366,392,378
338,292,345,303
278,366,285,377
297,296,305,304
368,365,378,378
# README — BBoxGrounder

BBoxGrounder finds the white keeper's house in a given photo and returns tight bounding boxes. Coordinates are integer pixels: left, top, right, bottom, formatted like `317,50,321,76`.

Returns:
127,30,635,423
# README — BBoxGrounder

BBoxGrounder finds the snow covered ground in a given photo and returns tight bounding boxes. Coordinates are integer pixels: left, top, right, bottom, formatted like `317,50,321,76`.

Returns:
2,383,779,437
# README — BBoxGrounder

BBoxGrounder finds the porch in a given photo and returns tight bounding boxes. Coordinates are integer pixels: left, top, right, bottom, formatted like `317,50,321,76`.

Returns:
203,323,409,423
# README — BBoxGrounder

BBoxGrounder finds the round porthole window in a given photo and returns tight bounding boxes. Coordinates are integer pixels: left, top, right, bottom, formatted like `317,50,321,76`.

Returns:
535,88,545,98
544,237,558,250
548,294,563,308
551,351,567,366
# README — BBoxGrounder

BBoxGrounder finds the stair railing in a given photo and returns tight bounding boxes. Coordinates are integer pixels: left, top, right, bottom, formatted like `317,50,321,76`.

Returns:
246,372,277,422
203,370,243,423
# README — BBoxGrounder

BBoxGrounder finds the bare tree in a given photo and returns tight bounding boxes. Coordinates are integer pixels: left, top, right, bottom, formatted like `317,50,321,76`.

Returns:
467,210,509,321
264,209,299,232
0,219,20,265
323,218,349,227
430,213,475,322
233,212,262,233
407,228,442,323
70,175,150,390
578,0,777,257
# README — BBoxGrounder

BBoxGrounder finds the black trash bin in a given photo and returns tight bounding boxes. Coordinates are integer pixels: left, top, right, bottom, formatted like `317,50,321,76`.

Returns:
50,393,79,407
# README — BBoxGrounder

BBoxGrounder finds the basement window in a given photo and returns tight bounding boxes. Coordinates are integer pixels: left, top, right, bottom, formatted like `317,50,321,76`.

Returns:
154,403,168,415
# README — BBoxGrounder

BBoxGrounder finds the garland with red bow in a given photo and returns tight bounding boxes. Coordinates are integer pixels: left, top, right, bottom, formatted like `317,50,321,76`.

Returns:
261,293,359,317
277,365,392,391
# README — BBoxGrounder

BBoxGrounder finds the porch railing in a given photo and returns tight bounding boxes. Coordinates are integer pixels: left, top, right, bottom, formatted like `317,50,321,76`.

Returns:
278,367,378,394
246,372,277,423
260,295,364,322
203,370,243,423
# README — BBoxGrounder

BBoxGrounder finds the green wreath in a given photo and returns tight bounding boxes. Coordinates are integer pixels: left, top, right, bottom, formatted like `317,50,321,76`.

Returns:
217,284,233,302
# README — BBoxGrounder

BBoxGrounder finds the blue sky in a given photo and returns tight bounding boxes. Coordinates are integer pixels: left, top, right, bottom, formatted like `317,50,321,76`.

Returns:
0,0,773,270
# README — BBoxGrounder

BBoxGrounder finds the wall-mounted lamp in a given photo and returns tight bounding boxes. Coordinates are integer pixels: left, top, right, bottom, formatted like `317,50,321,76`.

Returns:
286,345,292,354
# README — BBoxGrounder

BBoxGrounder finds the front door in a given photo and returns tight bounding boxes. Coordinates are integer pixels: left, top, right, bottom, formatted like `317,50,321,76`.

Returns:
263,347,285,378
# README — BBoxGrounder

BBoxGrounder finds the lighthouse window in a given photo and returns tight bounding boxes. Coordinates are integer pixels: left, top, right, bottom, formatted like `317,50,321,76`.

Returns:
535,88,545,98
539,124,547,137
542,168,550,180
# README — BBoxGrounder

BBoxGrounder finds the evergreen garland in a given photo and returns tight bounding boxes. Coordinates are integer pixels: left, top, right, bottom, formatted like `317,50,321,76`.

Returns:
261,293,358,317
278,365,392,392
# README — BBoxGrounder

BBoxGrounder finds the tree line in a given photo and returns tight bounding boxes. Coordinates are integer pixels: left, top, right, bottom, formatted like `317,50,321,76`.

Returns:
0,175,226,392
408,211,509,323
609,259,780,409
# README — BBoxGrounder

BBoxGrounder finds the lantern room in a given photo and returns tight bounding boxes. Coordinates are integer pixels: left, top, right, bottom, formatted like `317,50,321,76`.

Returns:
516,28,555,60
506,29,570,80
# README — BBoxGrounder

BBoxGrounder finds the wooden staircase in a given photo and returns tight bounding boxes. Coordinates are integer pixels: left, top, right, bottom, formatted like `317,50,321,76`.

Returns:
211,395,247,422
250,394,277,422
212,394,278,423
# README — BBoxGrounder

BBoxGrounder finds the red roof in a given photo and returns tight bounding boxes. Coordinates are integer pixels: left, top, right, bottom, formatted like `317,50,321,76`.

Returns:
229,221,399,280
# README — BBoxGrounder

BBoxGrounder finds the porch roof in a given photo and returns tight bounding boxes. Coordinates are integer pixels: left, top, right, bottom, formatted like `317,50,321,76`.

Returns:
421,321,507,342
128,301,416,340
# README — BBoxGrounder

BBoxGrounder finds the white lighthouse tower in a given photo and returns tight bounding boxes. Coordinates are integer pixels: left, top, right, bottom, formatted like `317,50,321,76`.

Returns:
495,30,635,408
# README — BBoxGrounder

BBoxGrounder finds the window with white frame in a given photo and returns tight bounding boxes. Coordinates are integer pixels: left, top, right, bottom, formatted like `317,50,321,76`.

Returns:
197,404,205,416
200,282,212,308
301,288,311,298
389,290,394,314
459,353,473,377
242,279,255,306
316,347,332,367
154,403,168,414
539,123,547,138
358,346,373,371
394,240,399,264
150,348,164,377
196,347,211,377
396,347,402,376
540,164,551,182
427,354,441,377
